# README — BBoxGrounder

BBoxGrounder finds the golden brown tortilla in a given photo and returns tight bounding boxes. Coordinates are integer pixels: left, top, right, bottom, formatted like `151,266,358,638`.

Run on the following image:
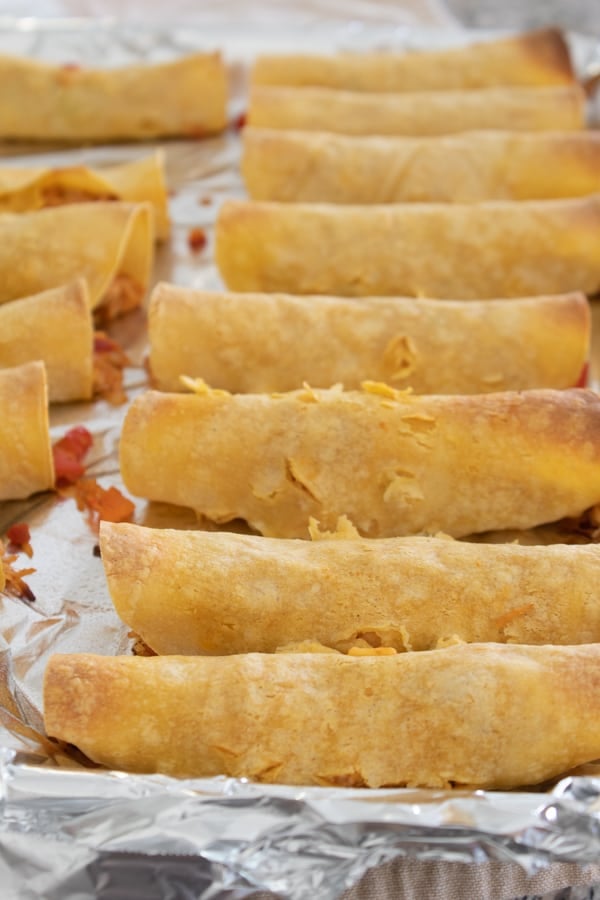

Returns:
148,285,589,394
252,28,575,91
0,152,170,240
120,384,600,539
215,197,600,299
242,128,600,203
0,280,93,403
0,52,227,141
247,84,585,136
0,361,54,501
43,643,600,788
0,202,154,319
100,522,600,656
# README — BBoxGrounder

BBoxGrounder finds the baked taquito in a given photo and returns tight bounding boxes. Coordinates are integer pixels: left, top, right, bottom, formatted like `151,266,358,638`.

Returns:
44,643,600,789
120,385,600,539
0,152,169,239
0,203,154,320
0,52,227,141
0,280,93,403
101,523,600,656
242,128,600,203
0,361,54,501
247,84,585,136
215,198,600,299
148,285,589,394
252,28,574,91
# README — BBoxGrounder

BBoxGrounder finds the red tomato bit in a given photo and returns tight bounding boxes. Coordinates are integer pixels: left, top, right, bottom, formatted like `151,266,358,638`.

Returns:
188,227,207,253
75,478,135,532
53,425,93,487
6,523,33,558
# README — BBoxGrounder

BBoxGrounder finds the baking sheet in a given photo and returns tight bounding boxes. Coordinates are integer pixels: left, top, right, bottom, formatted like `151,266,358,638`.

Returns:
1,17,600,900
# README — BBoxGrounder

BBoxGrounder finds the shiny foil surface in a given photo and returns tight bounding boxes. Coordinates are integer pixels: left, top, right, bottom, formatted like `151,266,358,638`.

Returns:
0,18,600,900
3,750,600,899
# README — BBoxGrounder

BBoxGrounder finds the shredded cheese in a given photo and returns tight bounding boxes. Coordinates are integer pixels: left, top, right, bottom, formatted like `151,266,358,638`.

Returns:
179,376,230,398
308,515,361,541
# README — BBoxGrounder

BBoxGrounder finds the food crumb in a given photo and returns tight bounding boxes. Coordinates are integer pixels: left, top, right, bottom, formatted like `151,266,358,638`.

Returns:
53,425,93,487
93,331,129,406
75,478,135,533
187,226,207,253
7,523,33,558
1,540,36,602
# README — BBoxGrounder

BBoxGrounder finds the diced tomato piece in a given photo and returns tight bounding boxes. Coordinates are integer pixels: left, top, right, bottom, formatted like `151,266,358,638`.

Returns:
54,425,93,460
52,425,93,487
75,478,135,531
97,486,136,523
187,227,207,253
53,448,86,485
7,523,30,547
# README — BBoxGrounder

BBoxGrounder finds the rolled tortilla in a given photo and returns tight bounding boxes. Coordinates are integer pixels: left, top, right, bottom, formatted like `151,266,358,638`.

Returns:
0,361,54,501
0,280,93,403
252,28,575,91
215,197,600,299
148,285,589,394
43,643,600,788
0,51,227,142
120,385,600,539
0,152,169,240
242,128,600,203
247,84,585,136
100,522,600,656
0,202,154,319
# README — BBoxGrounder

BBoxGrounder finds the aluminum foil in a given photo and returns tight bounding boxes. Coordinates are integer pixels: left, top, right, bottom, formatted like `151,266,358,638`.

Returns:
1,16,600,900
3,749,600,899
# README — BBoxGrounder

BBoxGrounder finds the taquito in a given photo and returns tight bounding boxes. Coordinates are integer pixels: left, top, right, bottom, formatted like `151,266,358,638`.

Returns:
0,202,154,319
0,361,54,501
100,523,600,656
247,84,585,136
148,285,588,394
252,28,574,91
44,644,600,788
242,128,600,203
0,280,93,403
120,385,600,539
215,197,600,299
0,51,227,142
0,152,169,240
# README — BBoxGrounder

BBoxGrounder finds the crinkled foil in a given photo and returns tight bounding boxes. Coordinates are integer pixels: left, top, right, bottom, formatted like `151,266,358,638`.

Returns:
1,17,600,900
